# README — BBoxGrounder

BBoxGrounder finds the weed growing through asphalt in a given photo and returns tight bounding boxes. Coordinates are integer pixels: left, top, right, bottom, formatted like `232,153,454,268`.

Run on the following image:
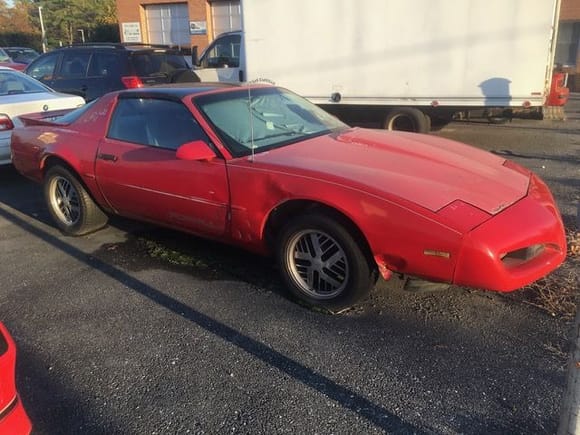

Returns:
516,227,579,319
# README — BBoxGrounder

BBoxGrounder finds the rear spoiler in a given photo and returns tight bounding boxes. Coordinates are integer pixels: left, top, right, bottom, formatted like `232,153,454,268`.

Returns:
17,108,75,127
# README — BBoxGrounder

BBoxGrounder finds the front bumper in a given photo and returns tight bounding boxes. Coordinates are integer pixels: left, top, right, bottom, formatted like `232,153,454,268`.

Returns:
453,174,566,291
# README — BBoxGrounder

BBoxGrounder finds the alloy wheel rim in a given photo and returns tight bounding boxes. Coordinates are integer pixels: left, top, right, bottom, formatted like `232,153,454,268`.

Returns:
50,176,80,226
286,229,349,299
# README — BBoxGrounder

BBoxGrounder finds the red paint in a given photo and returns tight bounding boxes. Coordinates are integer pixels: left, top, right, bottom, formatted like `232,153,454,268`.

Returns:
546,72,570,106
10,86,567,293
0,323,32,435
0,62,26,71
176,140,216,161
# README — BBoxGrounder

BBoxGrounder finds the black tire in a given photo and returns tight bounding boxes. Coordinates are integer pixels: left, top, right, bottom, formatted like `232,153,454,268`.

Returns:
384,107,430,133
276,213,376,311
44,165,108,236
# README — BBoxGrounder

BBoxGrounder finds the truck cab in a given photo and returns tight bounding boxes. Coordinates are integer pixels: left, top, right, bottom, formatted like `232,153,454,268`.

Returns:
193,31,243,83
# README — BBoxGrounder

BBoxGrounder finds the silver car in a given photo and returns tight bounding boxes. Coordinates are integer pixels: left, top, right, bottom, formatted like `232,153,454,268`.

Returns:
0,66,85,164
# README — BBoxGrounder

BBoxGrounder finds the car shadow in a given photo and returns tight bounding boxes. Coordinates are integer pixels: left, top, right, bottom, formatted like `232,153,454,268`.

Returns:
0,203,425,434
0,165,568,433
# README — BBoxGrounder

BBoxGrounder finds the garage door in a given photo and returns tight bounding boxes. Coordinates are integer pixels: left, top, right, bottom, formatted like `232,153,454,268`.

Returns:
145,3,190,46
210,1,241,38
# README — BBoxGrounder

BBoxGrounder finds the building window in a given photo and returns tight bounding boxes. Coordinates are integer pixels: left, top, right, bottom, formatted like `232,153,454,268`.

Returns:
556,22,580,67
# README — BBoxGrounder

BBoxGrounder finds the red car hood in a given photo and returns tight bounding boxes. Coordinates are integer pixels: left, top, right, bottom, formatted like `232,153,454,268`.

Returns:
249,128,529,215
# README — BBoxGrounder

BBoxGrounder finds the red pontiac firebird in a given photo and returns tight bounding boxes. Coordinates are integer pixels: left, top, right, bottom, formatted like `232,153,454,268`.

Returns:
11,84,566,309
0,323,32,434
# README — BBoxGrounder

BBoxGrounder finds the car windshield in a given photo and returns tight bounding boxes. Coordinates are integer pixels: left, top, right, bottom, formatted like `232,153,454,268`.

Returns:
195,87,348,157
131,52,190,77
0,70,50,95
5,48,39,63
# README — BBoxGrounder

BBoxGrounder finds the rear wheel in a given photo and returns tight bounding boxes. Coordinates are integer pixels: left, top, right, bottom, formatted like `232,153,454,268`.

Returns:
384,107,430,133
277,213,376,310
44,165,108,236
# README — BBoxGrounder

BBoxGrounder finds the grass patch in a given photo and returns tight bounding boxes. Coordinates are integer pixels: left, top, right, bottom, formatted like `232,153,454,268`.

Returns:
516,228,579,319
140,238,210,269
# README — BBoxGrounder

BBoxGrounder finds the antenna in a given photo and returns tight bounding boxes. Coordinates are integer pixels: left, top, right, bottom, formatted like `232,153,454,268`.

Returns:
248,85,255,162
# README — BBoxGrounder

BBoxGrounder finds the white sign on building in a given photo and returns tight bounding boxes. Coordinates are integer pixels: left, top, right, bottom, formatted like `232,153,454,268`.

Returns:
122,22,142,43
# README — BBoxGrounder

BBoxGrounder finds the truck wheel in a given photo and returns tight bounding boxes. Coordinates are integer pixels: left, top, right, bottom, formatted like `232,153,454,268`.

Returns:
44,165,108,236
277,213,376,311
384,108,430,133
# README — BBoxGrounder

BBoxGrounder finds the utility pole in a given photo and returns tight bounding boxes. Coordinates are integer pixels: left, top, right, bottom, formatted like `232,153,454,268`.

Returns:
38,6,47,53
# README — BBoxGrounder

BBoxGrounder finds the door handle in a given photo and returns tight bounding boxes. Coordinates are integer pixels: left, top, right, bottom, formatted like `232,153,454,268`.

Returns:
97,153,117,162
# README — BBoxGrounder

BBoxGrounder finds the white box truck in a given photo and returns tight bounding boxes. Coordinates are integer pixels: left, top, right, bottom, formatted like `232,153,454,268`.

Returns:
192,0,562,133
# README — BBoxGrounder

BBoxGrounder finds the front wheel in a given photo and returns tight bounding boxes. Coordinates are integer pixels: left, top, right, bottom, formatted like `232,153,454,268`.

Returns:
44,165,108,236
277,213,376,310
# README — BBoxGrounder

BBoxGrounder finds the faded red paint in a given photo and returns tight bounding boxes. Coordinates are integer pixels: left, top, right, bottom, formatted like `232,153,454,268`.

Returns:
10,86,567,292
0,323,32,434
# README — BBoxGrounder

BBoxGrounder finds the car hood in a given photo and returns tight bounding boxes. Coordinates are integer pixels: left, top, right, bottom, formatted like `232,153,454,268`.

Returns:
249,128,529,215
0,92,85,118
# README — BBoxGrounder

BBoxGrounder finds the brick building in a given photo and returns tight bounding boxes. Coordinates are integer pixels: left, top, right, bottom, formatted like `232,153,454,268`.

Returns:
115,0,240,51
558,0,580,91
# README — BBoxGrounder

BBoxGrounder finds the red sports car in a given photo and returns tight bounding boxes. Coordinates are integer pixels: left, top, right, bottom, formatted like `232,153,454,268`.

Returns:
0,323,32,434
11,84,566,309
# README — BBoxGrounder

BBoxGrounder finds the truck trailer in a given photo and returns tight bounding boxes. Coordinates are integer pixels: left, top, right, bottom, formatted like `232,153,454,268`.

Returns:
193,0,563,133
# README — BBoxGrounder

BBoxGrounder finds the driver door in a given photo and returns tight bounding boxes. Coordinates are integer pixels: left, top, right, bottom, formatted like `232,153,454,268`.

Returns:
95,96,230,237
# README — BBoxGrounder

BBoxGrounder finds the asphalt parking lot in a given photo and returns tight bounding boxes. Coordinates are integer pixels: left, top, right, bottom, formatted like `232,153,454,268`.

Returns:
0,99,578,434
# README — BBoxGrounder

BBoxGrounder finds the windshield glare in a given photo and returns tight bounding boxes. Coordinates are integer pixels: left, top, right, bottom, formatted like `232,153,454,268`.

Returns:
196,87,347,156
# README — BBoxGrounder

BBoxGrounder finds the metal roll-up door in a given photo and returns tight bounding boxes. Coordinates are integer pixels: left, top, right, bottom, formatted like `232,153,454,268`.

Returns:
146,3,190,46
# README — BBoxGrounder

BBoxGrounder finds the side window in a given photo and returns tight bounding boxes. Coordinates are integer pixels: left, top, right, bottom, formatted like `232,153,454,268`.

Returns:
27,53,59,81
201,34,241,68
88,53,120,78
108,98,209,150
59,52,91,79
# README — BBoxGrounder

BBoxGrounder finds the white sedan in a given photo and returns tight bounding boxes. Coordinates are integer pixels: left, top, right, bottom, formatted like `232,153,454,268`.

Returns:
0,66,85,165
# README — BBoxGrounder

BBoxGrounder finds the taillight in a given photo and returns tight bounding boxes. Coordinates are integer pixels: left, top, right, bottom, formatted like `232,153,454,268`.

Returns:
0,114,14,131
121,76,144,89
